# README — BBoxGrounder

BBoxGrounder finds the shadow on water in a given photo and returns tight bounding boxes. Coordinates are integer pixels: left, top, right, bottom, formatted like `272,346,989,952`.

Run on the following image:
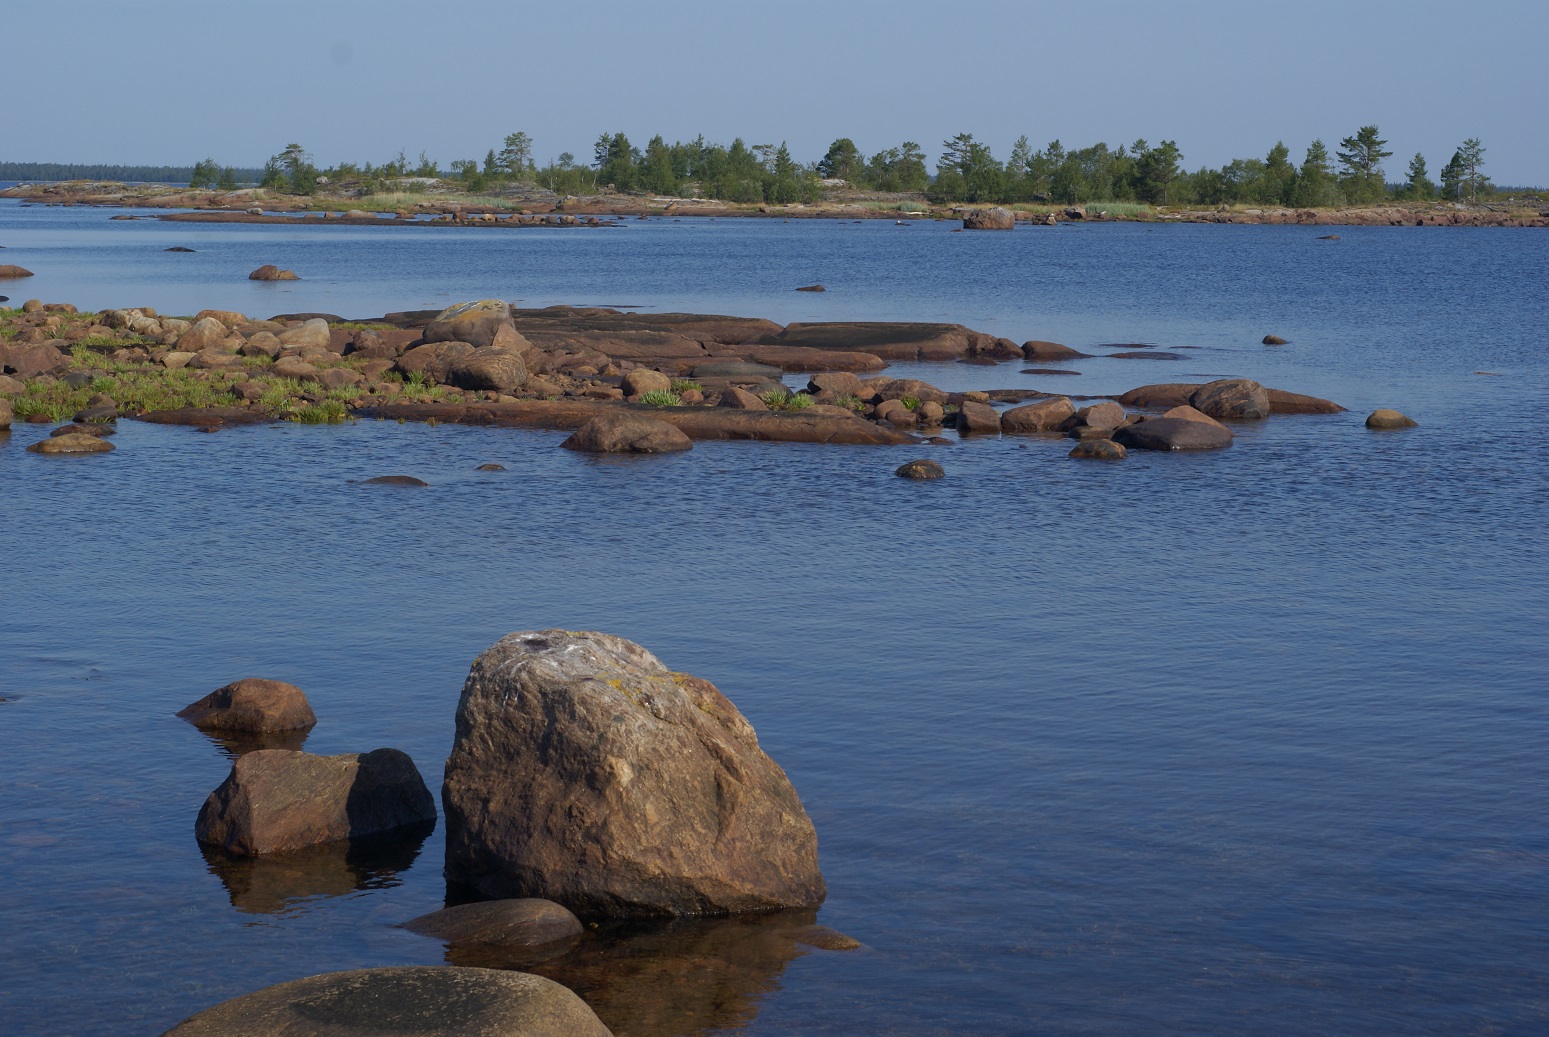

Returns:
200,822,433,915
196,727,311,758
445,907,823,1037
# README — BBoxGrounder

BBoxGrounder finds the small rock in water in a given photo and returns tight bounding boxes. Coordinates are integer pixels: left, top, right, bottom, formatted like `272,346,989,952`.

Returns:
363,475,429,486
780,924,863,951
895,458,945,480
165,246,197,253
795,283,826,292
561,413,692,454
1317,234,1340,240
27,432,114,454
1365,408,1418,430
403,899,584,948
1069,439,1127,460
1262,334,1288,345
248,264,300,281
50,423,114,438
476,463,506,471
178,678,317,734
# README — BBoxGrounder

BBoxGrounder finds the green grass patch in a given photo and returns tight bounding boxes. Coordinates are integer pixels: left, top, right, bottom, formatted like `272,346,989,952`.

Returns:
669,379,703,393
287,401,351,424
638,389,682,407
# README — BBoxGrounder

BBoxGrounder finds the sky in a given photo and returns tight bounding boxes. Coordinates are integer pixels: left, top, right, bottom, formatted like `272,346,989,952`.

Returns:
7,0,1546,185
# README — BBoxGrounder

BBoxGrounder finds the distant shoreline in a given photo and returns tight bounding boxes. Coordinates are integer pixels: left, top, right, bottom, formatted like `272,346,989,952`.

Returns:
4,182,1546,229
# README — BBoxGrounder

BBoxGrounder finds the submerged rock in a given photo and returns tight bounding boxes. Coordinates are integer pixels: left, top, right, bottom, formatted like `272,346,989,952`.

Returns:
1366,408,1418,429
195,748,436,856
178,678,316,734
1068,438,1127,460
1114,417,1234,451
895,458,945,479
561,413,692,454
159,966,611,1037
363,475,429,487
442,630,825,917
27,432,114,454
404,899,584,948
248,264,299,281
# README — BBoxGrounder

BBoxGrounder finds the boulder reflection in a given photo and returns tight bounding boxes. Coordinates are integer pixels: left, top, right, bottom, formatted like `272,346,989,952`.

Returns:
196,727,310,758
448,907,820,1037
200,822,432,915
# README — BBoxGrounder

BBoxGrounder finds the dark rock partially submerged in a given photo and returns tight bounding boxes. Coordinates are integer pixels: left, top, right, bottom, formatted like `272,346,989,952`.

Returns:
195,748,436,856
404,899,584,948
1114,417,1234,451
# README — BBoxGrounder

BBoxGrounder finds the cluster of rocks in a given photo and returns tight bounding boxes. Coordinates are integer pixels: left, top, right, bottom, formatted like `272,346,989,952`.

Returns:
165,631,836,1035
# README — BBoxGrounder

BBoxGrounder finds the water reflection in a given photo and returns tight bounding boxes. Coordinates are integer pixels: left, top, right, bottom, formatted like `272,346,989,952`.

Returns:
200,823,432,915
459,909,824,1037
195,727,311,758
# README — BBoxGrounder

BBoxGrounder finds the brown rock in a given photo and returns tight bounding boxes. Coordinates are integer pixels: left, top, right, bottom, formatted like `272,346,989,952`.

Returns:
1022,341,1096,362
561,413,692,454
748,322,983,361
0,398,10,430
734,345,886,372
162,351,196,369
1114,417,1234,451
1001,396,1075,432
177,678,317,734
159,966,612,1037
445,347,528,393
1267,389,1344,415
248,264,299,281
1262,334,1288,345
3,342,66,378
189,348,245,370
1161,404,1228,430
874,399,918,427
442,630,825,917
956,400,1001,435
196,309,248,327
177,317,234,353
132,407,271,427
1189,379,1271,421
621,369,672,396
271,358,320,382
1116,383,1204,409
806,371,863,396
314,367,364,391
363,475,429,487
277,318,331,351
240,332,282,358
396,342,473,382
1069,439,1127,460
1070,400,1126,431
0,265,36,278
1365,408,1418,429
962,206,1015,230
716,387,768,410
896,458,945,479
404,899,583,948
26,432,114,455
795,283,826,292
195,748,436,856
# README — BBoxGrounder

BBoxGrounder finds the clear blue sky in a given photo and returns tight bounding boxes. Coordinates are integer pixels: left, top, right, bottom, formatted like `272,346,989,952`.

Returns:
8,0,1545,185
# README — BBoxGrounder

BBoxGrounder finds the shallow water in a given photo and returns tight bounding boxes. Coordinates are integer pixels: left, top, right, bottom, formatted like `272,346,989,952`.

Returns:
1,203,1546,1036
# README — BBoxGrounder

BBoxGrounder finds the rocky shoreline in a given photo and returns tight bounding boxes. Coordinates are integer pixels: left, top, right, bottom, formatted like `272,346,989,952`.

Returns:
0,296,1380,463
4,180,1546,228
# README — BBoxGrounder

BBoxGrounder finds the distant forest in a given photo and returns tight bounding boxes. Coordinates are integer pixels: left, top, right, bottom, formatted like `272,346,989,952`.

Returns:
0,162,262,184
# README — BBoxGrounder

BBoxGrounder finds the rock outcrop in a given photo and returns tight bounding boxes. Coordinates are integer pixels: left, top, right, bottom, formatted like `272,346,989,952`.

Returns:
442,630,825,917
561,413,693,454
195,748,436,856
962,206,1015,230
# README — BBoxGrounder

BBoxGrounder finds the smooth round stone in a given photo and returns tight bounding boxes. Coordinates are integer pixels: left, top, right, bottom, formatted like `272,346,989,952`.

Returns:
404,898,583,947
159,966,612,1037
1069,439,1127,460
27,432,114,454
362,475,428,486
1365,408,1418,429
475,463,506,471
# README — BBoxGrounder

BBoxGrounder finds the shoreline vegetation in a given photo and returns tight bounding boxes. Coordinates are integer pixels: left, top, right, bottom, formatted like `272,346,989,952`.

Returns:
4,126,1546,227
2,298,1359,462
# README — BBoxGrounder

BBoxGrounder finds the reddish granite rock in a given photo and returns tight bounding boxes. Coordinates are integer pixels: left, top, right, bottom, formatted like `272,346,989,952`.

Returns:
178,678,317,734
561,412,692,454
1001,396,1075,433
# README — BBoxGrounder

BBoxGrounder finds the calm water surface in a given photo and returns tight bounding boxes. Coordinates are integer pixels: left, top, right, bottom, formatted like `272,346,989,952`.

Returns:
1,202,1545,1036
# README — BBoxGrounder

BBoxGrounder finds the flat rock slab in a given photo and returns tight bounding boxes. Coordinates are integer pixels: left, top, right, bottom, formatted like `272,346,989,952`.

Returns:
735,344,886,372
1114,417,1234,451
748,321,990,361
133,407,271,427
404,899,584,947
27,432,114,454
159,966,611,1037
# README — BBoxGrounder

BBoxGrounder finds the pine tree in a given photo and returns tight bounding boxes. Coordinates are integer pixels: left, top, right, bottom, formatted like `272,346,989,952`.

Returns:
1402,153,1435,200
1336,125,1392,203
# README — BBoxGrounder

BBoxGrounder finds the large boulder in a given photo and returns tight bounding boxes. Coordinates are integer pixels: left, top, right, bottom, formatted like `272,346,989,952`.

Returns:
0,265,36,278
175,317,231,353
3,342,66,378
195,748,436,856
621,368,672,396
404,899,583,948
248,265,299,281
1116,383,1203,409
436,299,511,323
159,966,611,1037
962,206,1015,230
277,318,331,351
1188,378,1271,420
1001,396,1074,432
396,341,474,382
955,400,1002,435
444,346,527,393
177,678,317,734
442,630,825,917
895,458,945,480
560,413,692,454
1114,417,1234,451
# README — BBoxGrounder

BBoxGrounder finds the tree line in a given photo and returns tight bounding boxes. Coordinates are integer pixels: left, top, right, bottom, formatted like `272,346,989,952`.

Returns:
0,161,263,184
